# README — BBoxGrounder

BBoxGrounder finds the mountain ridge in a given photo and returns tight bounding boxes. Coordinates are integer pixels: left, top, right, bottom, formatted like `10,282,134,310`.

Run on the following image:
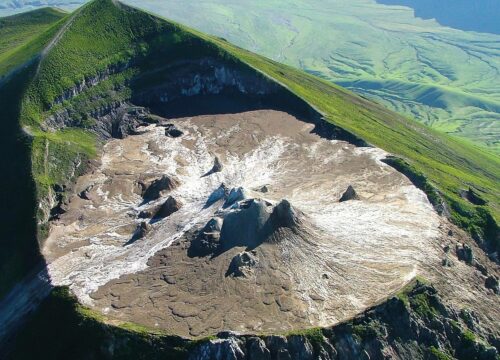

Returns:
0,1,498,357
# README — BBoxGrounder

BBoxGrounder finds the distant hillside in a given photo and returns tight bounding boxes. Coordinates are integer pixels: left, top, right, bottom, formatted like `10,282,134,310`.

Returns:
0,8,66,76
0,1,79,16
377,0,500,35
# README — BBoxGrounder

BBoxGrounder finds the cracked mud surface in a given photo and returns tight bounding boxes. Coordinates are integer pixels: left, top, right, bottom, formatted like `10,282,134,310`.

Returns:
43,110,499,338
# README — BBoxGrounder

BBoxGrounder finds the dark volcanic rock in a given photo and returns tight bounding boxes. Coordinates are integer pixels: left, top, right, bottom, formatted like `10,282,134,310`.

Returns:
188,217,223,257
78,185,93,200
141,175,179,202
269,199,301,229
138,209,154,219
219,199,273,249
223,187,250,208
460,187,487,206
164,124,183,138
442,257,453,267
205,183,229,208
485,276,499,294
202,156,223,177
246,337,271,360
49,185,69,220
128,222,151,245
188,337,245,360
257,185,269,193
456,243,474,265
219,196,303,250
154,196,182,220
226,251,258,277
339,185,359,202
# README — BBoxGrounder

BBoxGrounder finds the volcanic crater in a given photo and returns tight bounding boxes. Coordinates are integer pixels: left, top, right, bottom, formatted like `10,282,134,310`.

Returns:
42,106,467,337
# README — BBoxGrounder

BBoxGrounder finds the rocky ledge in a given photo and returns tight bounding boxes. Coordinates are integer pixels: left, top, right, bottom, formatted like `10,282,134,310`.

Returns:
189,281,499,360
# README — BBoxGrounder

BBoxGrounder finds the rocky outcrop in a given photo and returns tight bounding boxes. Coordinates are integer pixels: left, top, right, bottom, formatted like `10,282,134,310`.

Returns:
48,184,68,221
45,102,152,139
268,199,301,230
154,196,182,220
130,222,151,243
456,243,474,265
219,198,274,250
188,217,223,257
223,187,251,209
195,190,305,255
132,58,281,108
51,62,131,106
78,184,93,200
203,156,223,177
205,183,230,208
226,251,258,277
485,276,499,294
164,124,184,138
141,175,180,202
188,281,499,360
339,185,359,202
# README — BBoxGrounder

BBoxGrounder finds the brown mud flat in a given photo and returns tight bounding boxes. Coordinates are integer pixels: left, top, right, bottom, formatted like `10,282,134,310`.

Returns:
44,110,499,338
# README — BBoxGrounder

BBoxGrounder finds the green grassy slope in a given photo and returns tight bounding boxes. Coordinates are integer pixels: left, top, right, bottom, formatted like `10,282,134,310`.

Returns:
0,7,67,76
121,0,500,154
0,0,498,298
0,7,65,56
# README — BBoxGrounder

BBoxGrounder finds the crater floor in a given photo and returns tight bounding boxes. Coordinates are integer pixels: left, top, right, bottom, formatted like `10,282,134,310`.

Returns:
43,110,493,337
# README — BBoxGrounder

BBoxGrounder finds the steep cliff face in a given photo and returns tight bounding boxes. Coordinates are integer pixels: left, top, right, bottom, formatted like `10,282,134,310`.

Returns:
188,282,499,360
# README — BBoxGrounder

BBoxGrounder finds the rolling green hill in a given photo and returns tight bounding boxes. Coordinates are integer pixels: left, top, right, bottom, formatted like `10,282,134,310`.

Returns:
0,0,498,306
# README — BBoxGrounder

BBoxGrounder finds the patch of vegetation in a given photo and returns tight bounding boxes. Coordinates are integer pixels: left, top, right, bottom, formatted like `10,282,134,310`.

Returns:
286,327,325,345
428,346,454,360
30,128,97,200
284,327,326,354
352,321,385,341
410,292,439,319
461,329,477,348
396,276,429,308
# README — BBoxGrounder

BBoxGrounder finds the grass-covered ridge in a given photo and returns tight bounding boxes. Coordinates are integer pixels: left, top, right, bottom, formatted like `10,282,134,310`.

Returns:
0,0,498,296
0,8,67,77
0,8,65,56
